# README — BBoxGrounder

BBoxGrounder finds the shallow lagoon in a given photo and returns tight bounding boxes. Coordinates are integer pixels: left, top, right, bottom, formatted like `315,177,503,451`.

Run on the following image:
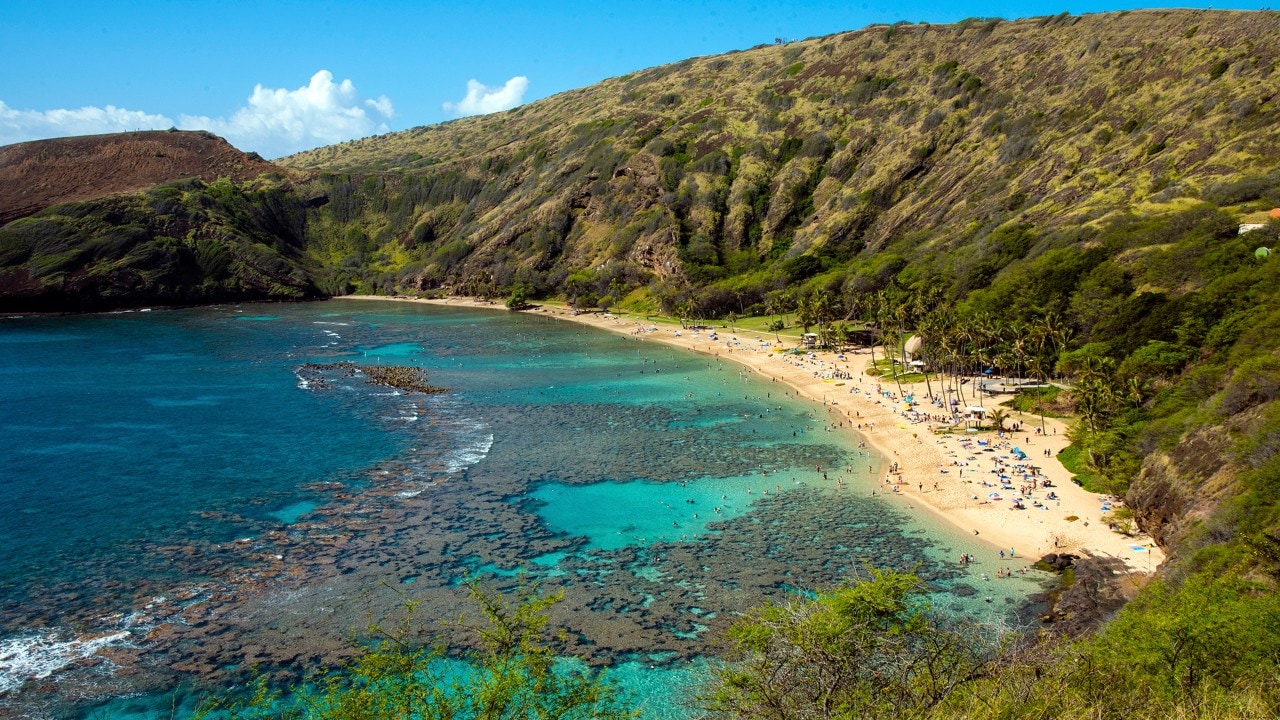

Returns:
0,299,1045,718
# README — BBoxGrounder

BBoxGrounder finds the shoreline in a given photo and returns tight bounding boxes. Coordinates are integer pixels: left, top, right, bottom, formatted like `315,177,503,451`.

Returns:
342,294,1164,575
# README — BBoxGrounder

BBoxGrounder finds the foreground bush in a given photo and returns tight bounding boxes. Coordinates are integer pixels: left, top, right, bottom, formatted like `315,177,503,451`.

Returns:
197,583,637,720
698,569,999,719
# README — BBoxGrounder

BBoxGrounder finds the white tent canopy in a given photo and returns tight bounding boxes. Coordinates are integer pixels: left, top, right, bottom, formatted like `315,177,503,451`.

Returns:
903,335,922,358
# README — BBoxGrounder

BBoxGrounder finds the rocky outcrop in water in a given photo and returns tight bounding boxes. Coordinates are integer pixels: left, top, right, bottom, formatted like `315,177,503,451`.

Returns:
297,362,448,394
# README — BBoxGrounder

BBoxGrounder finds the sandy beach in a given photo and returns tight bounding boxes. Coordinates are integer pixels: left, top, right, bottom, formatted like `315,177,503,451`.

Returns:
345,295,1164,575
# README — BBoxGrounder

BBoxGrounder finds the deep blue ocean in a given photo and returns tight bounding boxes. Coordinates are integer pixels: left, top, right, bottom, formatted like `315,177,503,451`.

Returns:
0,299,1043,719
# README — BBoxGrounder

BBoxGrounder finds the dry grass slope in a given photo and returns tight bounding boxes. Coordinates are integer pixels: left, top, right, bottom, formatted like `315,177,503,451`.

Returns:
279,10,1280,292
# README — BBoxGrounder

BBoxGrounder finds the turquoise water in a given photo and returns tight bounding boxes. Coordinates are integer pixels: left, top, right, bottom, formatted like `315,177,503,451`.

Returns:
0,300,1044,718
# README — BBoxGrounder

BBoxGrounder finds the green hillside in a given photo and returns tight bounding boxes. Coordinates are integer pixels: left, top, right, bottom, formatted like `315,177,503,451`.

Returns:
0,175,320,312
280,9,1280,305
4,8,1280,717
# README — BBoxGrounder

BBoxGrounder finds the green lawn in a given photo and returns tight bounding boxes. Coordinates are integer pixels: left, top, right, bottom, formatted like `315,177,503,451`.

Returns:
1057,443,1105,493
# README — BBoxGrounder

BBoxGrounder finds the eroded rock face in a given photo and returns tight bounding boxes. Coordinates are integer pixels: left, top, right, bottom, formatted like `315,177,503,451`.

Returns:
1127,461,1193,549
1127,424,1238,552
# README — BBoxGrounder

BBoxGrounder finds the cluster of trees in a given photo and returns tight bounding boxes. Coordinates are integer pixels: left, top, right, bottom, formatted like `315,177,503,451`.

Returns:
702,567,1280,719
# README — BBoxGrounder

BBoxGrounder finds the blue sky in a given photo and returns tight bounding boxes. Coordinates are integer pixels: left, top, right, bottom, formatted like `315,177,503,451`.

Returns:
0,1,1259,158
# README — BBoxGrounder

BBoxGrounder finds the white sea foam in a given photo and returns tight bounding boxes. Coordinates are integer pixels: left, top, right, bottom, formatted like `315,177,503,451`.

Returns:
0,629,131,695
445,427,494,473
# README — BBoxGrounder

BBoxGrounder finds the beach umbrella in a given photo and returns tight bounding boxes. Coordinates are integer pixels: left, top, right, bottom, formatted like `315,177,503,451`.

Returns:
988,492,1002,499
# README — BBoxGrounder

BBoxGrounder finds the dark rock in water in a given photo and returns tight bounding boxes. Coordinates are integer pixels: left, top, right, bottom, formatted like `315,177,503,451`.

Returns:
297,362,448,394
949,582,977,597
1045,555,1129,635
1038,552,1078,571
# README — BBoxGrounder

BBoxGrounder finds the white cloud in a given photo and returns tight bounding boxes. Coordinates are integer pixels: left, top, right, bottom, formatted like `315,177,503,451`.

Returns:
0,70,393,159
179,70,393,157
0,100,174,146
365,95,394,118
442,76,529,116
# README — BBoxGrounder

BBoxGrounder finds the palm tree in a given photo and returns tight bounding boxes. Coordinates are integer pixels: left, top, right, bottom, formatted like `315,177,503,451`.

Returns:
675,300,693,329
814,290,838,348
952,312,978,408
1125,375,1148,408
764,291,788,343
989,407,1011,432
829,321,851,351
1028,312,1071,434
935,315,960,417
1073,355,1119,433
1027,351,1054,434
1010,321,1031,380
867,290,886,370
969,312,1001,408
796,293,816,336
880,291,908,397
917,312,941,400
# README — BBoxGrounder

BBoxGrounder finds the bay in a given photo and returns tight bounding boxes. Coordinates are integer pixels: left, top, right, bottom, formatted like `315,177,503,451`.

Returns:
0,299,1043,718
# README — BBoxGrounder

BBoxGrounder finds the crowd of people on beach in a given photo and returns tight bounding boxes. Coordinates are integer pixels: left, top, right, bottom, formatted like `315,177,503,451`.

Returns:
575,311,1155,572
